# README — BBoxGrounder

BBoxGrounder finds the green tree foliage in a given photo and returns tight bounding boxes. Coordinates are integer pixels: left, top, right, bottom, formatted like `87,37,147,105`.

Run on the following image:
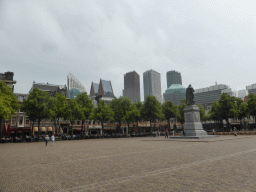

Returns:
135,101,143,123
162,100,177,130
209,93,248,130
209,100,221,122
142,95,162,130
217,93,233,124
118,97,133,122
49,93,67,133
0,81,19,120
76,92,94,134
90,100,114,134
238,102,248,120
123,103,140,131
110,97,124,132
196,104,208,122
0,81,19,137
247,93,256,124
110,96,139,133
63,99,84,137
63,99,85,122
21,88,51,135
177,99,186,124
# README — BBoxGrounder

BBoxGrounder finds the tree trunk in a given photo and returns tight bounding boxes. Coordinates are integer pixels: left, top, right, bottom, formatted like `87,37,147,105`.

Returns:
254,116,256,128
118,121,121,134
101,121,104,135
82,119,84,135
168,119,171,132
56,118,59,135
31,120,34,136
0,117,2,138
226,118,229,132
38,119,40,137
127,121,130,133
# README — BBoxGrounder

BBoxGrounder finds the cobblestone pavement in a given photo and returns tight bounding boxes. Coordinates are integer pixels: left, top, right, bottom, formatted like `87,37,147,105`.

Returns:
0,136,256,192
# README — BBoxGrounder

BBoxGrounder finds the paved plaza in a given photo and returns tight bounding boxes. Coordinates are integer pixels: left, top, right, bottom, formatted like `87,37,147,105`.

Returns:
1,136,256,192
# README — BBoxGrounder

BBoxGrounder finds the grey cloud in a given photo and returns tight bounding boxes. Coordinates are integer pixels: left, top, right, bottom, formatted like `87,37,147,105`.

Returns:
1,0,256,97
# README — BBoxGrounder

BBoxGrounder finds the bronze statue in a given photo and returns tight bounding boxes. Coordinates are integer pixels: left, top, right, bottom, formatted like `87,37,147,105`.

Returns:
186,84,195,105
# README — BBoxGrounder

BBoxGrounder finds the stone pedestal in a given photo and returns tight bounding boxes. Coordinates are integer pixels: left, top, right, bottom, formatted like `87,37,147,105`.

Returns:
183,105,207,137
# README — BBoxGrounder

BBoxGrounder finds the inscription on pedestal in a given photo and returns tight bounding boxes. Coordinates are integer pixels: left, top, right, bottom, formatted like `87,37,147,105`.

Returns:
185,112,193,122
194,112,200,122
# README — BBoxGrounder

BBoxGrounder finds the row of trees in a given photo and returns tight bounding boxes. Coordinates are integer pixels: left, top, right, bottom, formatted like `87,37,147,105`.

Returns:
3,80,256,136
20,88,191,135
21,88,94,135
0,82,208,136
209,93,256,126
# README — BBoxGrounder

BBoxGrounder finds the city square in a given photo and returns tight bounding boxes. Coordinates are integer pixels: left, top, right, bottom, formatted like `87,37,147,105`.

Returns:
1,136,256,192
2,1,256,191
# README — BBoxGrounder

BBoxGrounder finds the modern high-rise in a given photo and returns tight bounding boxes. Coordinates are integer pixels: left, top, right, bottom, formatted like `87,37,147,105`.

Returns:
95,79,115,104
194,84,236,111
166,70,182,88
123,71,140,102
163,84,186,105
67,72,86,99
143,69,162,103
246,83,256,95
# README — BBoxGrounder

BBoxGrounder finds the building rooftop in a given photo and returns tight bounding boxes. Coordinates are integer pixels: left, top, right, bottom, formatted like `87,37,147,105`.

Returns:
164,84,186,95
101,80,113,95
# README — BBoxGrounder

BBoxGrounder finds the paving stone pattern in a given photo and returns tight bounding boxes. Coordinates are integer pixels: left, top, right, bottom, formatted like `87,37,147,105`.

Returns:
0,136,256,192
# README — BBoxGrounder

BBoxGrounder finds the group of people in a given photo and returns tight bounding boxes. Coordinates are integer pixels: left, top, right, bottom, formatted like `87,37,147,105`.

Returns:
44,135,55,146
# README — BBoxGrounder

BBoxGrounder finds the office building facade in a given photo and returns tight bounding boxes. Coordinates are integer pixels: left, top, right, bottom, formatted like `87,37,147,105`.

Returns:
0,71,16,92
30,82,68,98
163,84,186,105
143,69,162,103
166,70,182,88
94,79,115,104
194,84,236,111
123,71,140,103
67,72,86,99
246,83,256,95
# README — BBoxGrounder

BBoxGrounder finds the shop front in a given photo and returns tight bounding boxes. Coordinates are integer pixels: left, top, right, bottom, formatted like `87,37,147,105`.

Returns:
89,125,102,135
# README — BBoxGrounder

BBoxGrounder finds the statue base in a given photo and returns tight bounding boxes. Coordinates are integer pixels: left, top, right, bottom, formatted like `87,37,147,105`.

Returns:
183,105,208,137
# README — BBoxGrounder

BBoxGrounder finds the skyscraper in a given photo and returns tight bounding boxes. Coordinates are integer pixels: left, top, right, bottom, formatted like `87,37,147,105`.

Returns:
163,70,184,105
67,72,86,99
166,70,182,88
123,71,140,102
143,69,162,103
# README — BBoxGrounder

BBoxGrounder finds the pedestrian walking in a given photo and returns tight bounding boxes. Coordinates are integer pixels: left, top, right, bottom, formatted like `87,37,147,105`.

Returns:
213,128,215,135
165,129,168,139
234,127,237,136
45,135,50,146
51,134,55,145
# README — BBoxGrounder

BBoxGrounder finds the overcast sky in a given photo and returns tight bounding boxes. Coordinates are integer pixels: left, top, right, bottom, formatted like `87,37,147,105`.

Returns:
1,0,256,100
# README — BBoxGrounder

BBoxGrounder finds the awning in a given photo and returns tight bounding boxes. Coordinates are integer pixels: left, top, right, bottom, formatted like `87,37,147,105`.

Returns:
138,124,150,127
47,127,52,131
104,126,116,130
40,127,46,132
33,127,38,132
73,128,81,131
89,125,102,129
